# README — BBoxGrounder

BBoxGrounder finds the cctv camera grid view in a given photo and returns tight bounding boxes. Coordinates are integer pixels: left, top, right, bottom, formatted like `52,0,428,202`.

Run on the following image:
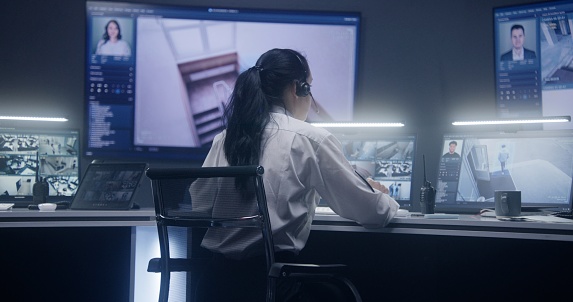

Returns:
339,137,416,206
0,129,80,199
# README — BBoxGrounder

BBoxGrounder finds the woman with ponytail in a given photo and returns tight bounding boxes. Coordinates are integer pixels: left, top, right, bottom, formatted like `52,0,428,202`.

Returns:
194,49,399,301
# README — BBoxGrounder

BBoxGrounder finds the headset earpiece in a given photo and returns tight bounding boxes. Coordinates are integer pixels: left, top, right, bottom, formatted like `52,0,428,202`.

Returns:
289,50,311,97
296,80,311,97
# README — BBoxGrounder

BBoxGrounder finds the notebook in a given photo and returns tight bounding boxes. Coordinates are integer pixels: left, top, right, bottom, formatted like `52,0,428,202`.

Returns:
70,162,147,210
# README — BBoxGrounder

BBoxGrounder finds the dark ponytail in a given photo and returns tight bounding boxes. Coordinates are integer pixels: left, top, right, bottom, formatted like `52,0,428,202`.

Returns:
223,48,309,166
223,67,269,166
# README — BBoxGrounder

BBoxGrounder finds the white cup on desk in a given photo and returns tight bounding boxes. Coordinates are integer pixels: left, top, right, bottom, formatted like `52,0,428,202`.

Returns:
38,203,57,212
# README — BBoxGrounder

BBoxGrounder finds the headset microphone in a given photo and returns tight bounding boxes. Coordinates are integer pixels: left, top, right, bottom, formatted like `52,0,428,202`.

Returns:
309,92,319,114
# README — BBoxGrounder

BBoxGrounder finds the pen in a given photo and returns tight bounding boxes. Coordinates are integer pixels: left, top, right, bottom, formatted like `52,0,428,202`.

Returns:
355,170,375,193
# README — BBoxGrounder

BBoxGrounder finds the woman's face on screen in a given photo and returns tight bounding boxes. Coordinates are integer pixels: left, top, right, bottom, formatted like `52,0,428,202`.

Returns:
106,21,119,40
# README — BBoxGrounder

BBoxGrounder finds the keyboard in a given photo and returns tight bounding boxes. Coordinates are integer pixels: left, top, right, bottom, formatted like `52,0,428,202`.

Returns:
28,201,71,210
315,207,336,215
0,203,14,211
551,211,573,220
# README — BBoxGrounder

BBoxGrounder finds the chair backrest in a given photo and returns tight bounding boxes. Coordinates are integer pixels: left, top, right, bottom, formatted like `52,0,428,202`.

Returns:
147,165,363,302
146,165,275,275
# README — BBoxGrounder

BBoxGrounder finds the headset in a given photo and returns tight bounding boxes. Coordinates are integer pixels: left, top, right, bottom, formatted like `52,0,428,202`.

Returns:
289,50,311,97
288,50,319,114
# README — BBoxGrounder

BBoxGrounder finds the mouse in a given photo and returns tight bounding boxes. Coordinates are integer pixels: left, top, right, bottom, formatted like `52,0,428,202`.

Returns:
53,201,71,209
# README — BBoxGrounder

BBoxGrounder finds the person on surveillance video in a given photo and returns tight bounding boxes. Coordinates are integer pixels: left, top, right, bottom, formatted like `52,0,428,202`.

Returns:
498,144,510,174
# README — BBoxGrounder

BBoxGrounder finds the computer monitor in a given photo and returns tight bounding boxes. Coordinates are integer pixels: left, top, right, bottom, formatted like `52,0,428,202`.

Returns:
435,130,573,213
321,132,417,208
0,128,80,207
84,1,361,160
493,0,573,130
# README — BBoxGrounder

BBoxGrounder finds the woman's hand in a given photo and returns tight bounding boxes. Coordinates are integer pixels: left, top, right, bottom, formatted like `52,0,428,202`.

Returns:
367,178,389,194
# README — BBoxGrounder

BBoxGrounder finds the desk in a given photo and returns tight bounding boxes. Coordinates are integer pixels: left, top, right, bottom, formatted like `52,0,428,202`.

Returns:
306,213,573,301
2,209,571,301
0,208,156,302
131,212,573,301
313,213,573,241
3,208,571,242
0,208,155,227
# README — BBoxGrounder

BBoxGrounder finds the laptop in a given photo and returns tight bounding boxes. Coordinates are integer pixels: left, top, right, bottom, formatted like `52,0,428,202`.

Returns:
70,162,147,210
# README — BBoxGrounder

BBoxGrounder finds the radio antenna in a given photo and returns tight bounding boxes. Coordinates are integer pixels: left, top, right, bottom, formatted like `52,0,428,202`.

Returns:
423,154,428,184
35,152,40,182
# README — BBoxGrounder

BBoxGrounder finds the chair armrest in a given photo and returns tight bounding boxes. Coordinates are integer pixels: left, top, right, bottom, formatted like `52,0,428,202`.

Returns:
147,258,162,272
268,262,348,278
269,263,363,302
147,258,212,273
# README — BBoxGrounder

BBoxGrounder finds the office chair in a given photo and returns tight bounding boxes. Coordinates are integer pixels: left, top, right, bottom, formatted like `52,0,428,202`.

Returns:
146,165,362,302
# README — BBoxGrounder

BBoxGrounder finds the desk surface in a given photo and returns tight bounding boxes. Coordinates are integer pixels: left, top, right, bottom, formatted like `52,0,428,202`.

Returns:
313,212,573,242
2,207,573,242
0,208,156,227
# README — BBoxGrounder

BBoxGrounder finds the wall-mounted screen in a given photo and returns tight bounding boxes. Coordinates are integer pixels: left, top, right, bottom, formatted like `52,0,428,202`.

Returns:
85,1,361,160
0,128,80,207
494,0,573,130
435,130,573,214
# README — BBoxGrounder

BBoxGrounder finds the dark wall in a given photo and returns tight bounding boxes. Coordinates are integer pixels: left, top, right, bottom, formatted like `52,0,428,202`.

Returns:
0,0,544,209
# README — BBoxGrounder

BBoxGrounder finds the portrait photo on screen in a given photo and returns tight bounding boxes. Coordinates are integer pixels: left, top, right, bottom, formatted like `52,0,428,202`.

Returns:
441,139,464,159
90,17,134,57
498,19,537,63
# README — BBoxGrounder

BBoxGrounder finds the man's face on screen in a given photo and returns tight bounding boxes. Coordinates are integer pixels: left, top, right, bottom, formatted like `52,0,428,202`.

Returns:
511,28,524,50
449,144,456,154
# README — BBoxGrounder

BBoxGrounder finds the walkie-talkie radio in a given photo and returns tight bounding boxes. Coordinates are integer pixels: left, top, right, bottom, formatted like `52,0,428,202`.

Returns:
32,152,49,204
420,155,436,214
